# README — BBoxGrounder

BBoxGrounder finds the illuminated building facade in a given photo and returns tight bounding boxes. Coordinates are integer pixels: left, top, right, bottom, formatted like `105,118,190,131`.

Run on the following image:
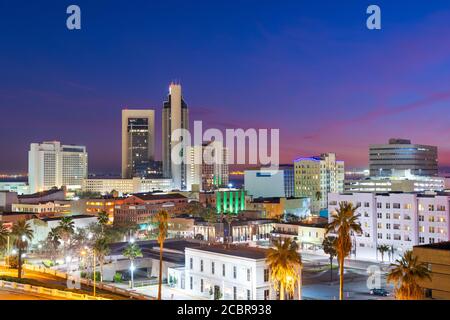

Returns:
121,109,155,178
28,141,87,193
294,153,344,214
369,138,438,177
216,189,246,215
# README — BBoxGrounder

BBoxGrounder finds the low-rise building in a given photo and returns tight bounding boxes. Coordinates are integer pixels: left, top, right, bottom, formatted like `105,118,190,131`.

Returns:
413,242,450,299
271,222,327,251
247,197,310,220
12,200,71,216
113,193,189,224
184,245,272,300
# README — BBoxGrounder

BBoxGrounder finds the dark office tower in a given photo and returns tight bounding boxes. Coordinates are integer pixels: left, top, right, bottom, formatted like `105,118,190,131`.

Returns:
162,83,189,190
369,138,438,177
121,109,155,178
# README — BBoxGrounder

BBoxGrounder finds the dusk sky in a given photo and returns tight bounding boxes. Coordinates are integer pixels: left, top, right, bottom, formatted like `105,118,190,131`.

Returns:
2,0,450,174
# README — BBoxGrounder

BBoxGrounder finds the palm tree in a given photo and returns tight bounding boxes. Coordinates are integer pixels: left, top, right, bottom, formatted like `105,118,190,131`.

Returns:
97,211,109,235
322,236,337,282
155,210,168,300
46,228,61,263
387,250,431,300
11,220,34,278
93,237,110,282
122,242,143,288
0,222,9,252
326,202,362,300
57,216,75,257
377,244,390,263
266,238,302,300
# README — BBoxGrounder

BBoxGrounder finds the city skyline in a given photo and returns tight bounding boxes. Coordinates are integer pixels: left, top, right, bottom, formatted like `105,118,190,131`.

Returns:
3,1,450,174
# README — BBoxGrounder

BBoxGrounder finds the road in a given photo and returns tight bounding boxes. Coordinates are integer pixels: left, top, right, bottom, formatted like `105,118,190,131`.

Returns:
0,287,66,300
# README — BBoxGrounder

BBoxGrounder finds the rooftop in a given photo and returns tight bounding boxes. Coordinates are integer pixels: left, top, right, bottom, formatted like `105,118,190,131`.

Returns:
188,244,268,260
18,188,64,199
132,193,187,201
39,214,96,222
414,241,450,251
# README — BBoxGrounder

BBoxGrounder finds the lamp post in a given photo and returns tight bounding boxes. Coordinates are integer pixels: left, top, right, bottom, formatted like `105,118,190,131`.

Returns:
93,248,96,297
6,236,10,267
130,261,135,289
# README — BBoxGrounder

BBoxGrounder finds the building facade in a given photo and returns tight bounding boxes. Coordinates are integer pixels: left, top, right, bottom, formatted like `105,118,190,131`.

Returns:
216,189,247,215
244,169,285,199
184,246,272,300
328,192,450,260
162,83,189,190
186,141,229,192
413,242,450,300
121,109,155,178
294,153,344,214
344,175,445,193
82,177,173,195
369,138,438,177
113,193,189,224
28,141,88,193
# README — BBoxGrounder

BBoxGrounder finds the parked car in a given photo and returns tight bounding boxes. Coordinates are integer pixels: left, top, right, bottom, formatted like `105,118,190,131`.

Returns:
369,288,390,296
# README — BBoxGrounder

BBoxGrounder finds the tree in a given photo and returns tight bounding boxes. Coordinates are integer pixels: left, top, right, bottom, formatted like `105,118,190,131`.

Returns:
0,222,9,252
11,220,34,278
155,210,168,300
322,236,337,282
93,237,110,282
387,250,431,300
122,242,143,288
97,211,109,235
326,202,362,300
57,216,75,257
46,228,61,263
315,191,322,201
266,238,302,300
377,244,390,263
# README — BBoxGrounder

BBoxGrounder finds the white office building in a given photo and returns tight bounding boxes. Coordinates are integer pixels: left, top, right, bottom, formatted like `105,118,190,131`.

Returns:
328,192,450,260
28,141,88,193
82,177,173,195
184,246,272,300
186,141,229,192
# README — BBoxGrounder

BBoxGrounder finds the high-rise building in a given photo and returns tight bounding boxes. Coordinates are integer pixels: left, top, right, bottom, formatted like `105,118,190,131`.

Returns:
121,109,155,178
294,153,344,214
28,141,88,193
369,138,438,177
186,141,229,191
162,83,189,190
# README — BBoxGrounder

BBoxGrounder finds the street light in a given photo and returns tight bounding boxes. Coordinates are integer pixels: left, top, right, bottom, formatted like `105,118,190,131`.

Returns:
130,262,136,289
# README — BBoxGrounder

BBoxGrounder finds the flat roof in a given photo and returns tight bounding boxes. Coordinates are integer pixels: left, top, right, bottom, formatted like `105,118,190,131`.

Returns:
132,193,187,201
39,214,96,222
19,189,63,198
414,242,450,251
188,244,268,260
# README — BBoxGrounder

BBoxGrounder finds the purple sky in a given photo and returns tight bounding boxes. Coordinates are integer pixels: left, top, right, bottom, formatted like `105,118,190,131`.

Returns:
1,1,450,174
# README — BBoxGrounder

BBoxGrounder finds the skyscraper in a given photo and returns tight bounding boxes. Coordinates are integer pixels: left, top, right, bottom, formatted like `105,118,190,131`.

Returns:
162,83,189,190
28,141,88,193
121,109,155,178
369,138,438,177
294,153,344,214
